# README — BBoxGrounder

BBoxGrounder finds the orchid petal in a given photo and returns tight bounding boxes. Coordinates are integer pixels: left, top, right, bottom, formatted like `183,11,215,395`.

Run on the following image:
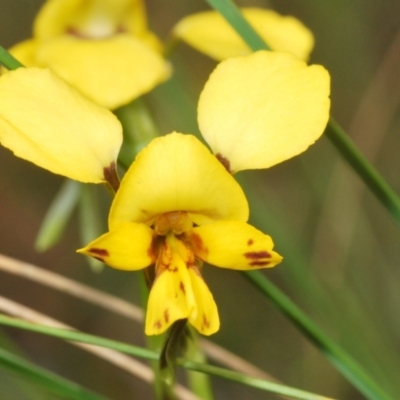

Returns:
77,222,156,270
109,133,249,230
198,51,330,173
188,221,282,270
0,67,122,182
174,8,314,61
36,35,171,109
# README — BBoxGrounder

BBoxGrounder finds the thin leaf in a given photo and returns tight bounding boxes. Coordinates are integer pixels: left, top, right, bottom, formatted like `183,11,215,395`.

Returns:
35,180,81,252
0,46,24,70
242,270,391,400
0,315,336,400
79,185,105,272
0,347,108,400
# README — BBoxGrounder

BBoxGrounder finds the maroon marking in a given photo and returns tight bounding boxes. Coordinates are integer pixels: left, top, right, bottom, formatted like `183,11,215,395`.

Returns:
216,153,232,173
179,281,186,294
249,261,270,267
202,314,210,329
244,251,271,259
154,320,162,329
166,265,178,272
188,233,208,258
164,309,170,324
88,248,109,257
247,239,254,246
103,162,120,193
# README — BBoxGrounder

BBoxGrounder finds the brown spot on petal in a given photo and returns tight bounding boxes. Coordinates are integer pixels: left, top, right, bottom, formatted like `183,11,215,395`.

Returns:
88,248,109,257
244,251,271,259
189,233,208,259
202,314,210,331
148,235,163,262
154,320,162,330
103,162,120,193
164,309,170,324
216,153,232,173
179,281,186,294
247,239,254,246
249,261,270,267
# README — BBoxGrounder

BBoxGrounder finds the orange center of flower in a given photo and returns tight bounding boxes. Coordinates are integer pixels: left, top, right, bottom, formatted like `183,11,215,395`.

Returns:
153,211,193,236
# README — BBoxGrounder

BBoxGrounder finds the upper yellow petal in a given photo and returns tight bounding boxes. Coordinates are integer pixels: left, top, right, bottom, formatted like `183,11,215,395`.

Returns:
36,35,171,109
109,133,249,231
174,8,314,62
34,0,149,40
198,51,330,173
77,222,156,270
188,221,282,270
0,68,122,182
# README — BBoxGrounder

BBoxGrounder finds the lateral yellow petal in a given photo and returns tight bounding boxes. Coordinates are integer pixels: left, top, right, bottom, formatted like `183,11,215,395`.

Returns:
188,221,282,270
109,133,249,231
174,8,314,61
34,0,148,40
36,35,171,109
145,236,196,335
0,67,122,182
77,222,156,270
198,51,330,173
187,267,220,335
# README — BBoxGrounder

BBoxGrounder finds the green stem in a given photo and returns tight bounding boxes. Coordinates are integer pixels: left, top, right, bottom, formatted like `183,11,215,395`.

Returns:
0,46,24,70
243,271,391,400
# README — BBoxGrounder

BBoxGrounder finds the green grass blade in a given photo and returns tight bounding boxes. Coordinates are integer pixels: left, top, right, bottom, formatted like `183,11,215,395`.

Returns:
0,46,24,69
35,180,81,252
204,0,269,51
0,315,336,399
325,118,400,224
0,347,108,400
243,270,391,400
204,0,400,228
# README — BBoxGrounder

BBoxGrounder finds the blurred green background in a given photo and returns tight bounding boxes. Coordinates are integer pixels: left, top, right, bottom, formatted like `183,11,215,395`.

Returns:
1,0,400,399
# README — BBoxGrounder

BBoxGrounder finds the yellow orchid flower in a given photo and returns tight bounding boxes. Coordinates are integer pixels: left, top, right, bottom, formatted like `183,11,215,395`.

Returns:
9,0,171,109
79,133,283,335
79,50,330,335
173,8,314,61
0,67,122,184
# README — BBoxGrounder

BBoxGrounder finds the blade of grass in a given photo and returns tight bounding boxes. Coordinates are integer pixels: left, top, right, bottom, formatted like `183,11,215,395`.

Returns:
0,46,24,69
204,0,400,227
35,180,80,252
0,315,335,400
0,347,108,400
243,270,391,400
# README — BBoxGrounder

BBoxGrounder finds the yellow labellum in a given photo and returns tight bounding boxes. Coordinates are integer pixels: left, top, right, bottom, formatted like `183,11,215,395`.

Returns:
174,8,314,61
198,51,330,173
0,68,122,183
